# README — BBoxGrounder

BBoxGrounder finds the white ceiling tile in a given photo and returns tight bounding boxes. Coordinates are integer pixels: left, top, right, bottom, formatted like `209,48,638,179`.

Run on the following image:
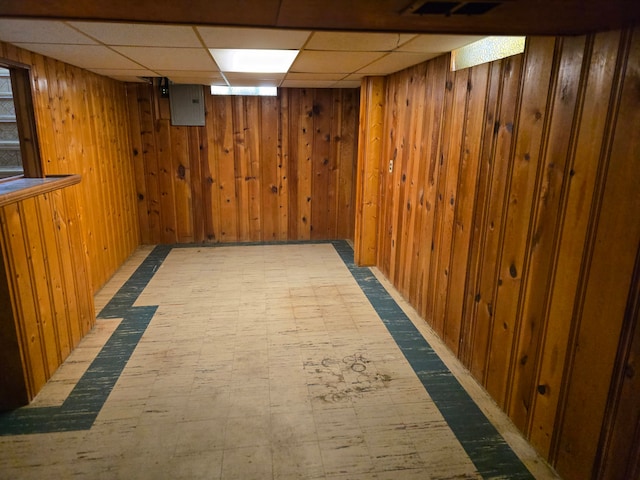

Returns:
224,72,284,87
167,76,227,86
112,47,216,71
198,27,310,49
89,68,157,77
285,72,346,81
397,35,485,53
281,80,338,88
16,44,142,69
69,22,201,47
306,32,416,52
357,52,440,75
291,51,384,74
0,19,96,44
157,70,222,77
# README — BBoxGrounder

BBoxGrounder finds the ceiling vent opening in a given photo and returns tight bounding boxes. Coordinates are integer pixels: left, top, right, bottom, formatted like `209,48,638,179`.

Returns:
453,2,500,15
406,1,502,16
413,1,460,15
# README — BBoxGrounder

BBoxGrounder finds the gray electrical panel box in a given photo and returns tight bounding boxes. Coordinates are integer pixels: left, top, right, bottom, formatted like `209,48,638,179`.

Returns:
169,84,205,126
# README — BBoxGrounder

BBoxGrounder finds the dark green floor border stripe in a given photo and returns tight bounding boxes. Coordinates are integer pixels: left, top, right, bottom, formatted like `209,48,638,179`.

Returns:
0,241,334,436
0,239,531,480
331,240,534,480
99,244,172,319
0,243,169,436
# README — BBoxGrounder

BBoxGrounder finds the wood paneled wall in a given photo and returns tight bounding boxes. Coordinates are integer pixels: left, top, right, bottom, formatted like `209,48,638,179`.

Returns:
0,41,140,292
357,28,640,479
0,185,94,408
127,85,358,244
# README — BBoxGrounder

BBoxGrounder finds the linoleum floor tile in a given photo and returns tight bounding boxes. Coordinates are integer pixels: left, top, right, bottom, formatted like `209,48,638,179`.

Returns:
0,243,558,480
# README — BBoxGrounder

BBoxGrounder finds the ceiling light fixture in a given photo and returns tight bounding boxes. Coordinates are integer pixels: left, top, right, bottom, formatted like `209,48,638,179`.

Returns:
209,49,299,73
210,85,277,96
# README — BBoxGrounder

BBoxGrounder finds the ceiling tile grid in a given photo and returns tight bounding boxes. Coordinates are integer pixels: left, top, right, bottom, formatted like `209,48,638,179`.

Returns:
0,18,484,87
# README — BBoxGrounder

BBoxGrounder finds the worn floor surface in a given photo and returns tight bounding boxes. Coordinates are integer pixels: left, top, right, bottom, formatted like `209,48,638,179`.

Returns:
0,242,560,479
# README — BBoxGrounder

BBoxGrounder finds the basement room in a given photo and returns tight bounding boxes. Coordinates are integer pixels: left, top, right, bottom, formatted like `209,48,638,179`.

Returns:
0,1,638,479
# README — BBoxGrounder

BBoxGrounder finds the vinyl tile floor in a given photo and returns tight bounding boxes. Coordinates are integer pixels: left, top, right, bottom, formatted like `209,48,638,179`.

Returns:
0,242,560,479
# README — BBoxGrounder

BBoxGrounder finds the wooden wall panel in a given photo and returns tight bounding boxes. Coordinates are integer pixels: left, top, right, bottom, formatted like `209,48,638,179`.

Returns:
128,86,359,244
354,77,385,266
553,28,640,479
0,186,94,408
0,41,140,292
360,27,640,479
593,247,640,480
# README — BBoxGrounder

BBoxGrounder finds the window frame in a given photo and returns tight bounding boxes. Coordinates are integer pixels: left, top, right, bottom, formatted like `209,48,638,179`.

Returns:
0,58,43,179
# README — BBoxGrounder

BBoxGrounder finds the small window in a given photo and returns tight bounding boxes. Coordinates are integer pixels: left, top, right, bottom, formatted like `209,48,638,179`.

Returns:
0,67,22,179
0,61,42,179
451,36,526,71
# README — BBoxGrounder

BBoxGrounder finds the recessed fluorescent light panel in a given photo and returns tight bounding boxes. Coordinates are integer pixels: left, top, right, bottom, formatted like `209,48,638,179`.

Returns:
209,49,299,73
211,86,277,96
451,36,525,71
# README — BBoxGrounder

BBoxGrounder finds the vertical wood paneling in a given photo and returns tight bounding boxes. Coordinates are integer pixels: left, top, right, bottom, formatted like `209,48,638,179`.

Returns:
0,249,29,409
203,97,221,242
245,98,262,241
1,42,140,292
213,95,238,242
260,96,279,241
363,26,640,479
0,186,94,408
593,247,640,480
507,35,586,433
445,63,489,356
278,91,290,240
414,56,448,319
171,126,193,243
459,58,501,367
130,87,359,244
1,201,45,396
553,28,640,479
190,126,206,243
297,89,314,240
336,89,358,240
469,55,523,383
432,68,468,339
135,84,163,243
485,37,556,406
377,72,402,276
157,118,178,243
398,65,426,297
354,77,385,266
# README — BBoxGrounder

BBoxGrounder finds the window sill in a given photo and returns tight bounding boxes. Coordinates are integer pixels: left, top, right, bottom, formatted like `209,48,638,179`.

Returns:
0,175,81,208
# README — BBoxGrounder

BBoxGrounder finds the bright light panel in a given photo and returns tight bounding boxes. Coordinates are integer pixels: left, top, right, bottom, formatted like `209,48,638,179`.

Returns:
211,85,277,96
451,36,525,71
210,49,299,73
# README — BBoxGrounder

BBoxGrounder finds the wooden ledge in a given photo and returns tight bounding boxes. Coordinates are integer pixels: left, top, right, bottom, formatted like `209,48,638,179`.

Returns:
0,175,81,208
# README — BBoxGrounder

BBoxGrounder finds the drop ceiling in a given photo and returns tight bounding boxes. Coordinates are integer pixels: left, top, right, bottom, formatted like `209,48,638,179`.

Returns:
0,18,484,87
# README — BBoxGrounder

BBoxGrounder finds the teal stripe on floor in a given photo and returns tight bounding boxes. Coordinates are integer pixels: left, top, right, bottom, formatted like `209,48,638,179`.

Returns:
0,244,167,436
331,240,534,480
0,239,535,480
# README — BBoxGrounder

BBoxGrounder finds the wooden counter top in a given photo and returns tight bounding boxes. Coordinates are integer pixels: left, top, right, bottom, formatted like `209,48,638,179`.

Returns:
0,175,81,208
